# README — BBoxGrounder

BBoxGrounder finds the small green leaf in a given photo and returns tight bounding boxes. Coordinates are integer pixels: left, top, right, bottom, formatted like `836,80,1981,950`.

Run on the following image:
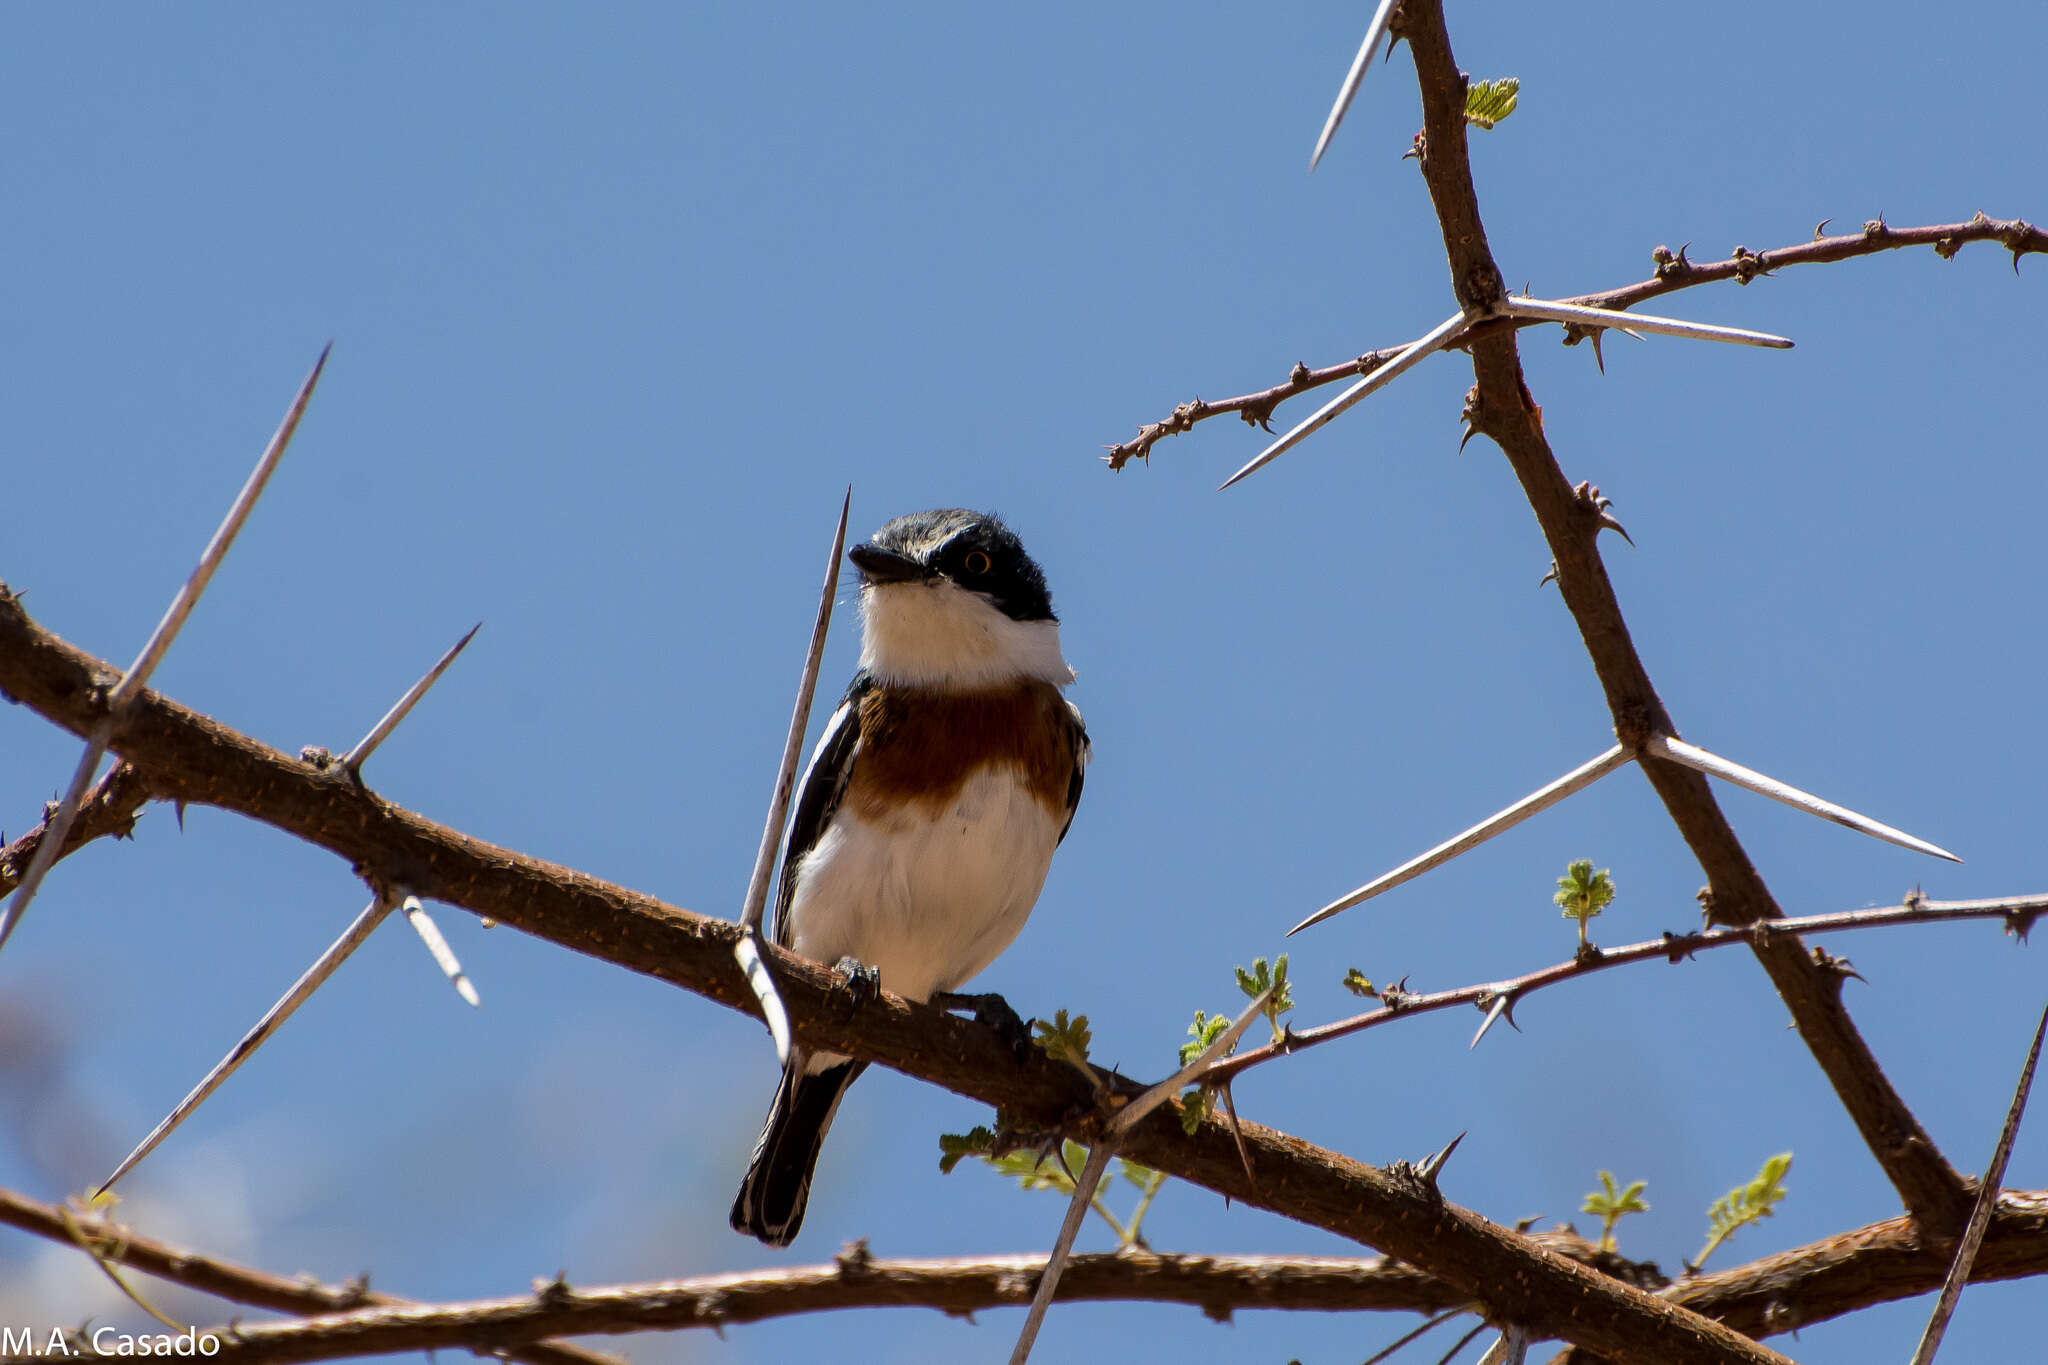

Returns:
1118,1158,1158,1191
1581,1169,1650,1252
1554,859,1616,949
1464,77,1520,130
1341,967,1377,998
1234,954,1295,1040
938,1126,996,1175
1035,1009,1096,1080
1179,1009,1232,1066
1178,1086,1210,1134
1694,1152,1793,1268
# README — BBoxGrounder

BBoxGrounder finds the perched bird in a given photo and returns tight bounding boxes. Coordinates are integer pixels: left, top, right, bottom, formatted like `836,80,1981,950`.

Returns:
731,508,1089,1247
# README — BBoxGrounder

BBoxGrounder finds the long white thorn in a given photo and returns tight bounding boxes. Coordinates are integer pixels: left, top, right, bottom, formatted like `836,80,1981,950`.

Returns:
402,895,480,1007
1220,311,1472,490
1007,1141,1115,1365
1292,744,1632,935
1110,986,1274,1138
0,346,331,958
342,622,482,772
1307,0,1399,173
96,894,397,1196
735,490,851,1066
1643,733,1960,863
1499,297,1793,349
733,934,792,1065
741,489,850,933
1908,999,2047,1365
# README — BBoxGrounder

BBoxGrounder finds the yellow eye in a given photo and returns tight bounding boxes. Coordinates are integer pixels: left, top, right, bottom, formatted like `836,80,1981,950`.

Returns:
963,550,991,575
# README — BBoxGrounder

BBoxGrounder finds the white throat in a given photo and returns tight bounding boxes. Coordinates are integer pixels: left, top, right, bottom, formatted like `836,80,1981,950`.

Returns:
857,580,1075,690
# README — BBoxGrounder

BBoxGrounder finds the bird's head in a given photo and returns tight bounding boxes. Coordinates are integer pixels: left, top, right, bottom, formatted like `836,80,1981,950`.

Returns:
850,509,1073,690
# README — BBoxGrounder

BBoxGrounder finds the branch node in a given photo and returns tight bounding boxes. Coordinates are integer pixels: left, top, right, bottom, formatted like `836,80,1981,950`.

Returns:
835,1237,876,1277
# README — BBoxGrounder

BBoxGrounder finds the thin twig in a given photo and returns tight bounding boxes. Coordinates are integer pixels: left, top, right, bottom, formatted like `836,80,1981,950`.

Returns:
341,623,482,773
1103,217,2043,470
0,345,330,956
98,894,401,1196
1008,1142,1115,1365
1216,894,2047,1084
1907,999,2048,1365
0,1187,626,1365
0,761,152,899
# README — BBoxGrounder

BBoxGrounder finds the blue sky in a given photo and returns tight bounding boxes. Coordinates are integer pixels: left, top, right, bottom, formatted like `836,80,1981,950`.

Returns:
3,4,2044,1362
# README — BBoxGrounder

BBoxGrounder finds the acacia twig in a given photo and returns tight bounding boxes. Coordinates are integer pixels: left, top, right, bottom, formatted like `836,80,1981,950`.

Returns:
0,1186,623,1365
1217,895,2045,1085
0,761,152,899
9,1183,2048,1365
1102,215,2042,470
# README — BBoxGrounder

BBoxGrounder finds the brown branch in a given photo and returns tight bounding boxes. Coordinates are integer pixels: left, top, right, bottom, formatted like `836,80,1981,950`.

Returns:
0,760,152,899
1102,214,2042,470
1208,894,2045,1085
0,1187,621,1365
12,1180,2048,1365
1396,0,1971,1237
0,586,1791,1365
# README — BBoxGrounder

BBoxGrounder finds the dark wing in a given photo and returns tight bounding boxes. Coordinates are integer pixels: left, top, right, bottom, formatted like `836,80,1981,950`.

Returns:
772,671,872,948
1056,699,1089,845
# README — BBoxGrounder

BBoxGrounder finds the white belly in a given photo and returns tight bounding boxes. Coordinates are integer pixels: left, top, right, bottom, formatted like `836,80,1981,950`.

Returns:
783,765,1061,1006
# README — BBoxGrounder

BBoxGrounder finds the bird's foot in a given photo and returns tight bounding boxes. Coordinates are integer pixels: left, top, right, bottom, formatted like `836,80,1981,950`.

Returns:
932,990,1032,1061
832,956,880,1011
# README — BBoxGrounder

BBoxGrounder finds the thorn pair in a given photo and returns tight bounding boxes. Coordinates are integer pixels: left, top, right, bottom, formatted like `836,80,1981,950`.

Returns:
1218,296,1792,490
0,347,331,958
1292,734,1957,935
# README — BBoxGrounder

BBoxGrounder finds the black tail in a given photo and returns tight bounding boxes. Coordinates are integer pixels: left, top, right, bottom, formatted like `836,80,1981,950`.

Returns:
730,1057,869,1246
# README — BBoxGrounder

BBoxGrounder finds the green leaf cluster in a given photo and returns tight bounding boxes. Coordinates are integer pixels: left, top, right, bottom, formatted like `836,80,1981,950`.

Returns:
1693,1152,1793,1268
1581,1170,1650,1253
1464,77,1520,130
1034,1009,1099,1084
938,1134,1169,1248
1233,954,1294,1042
937,1125,997,1175
1179,1010,1231,1066
1554,859,1616,949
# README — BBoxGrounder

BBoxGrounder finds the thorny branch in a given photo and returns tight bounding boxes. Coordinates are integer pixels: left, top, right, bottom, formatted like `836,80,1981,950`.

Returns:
0,1188,621,1365
1205,894,2046,1085
8,1182,2048,1365
0,588,1788,1365
1367,0,1973,1236
0,761,152,898
1102,215,2043,470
